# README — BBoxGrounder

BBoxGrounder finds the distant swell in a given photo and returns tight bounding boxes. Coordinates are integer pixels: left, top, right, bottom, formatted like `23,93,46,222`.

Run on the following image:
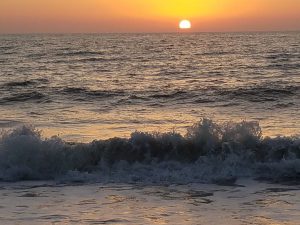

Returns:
5,80,36,87
3,79,49,88
150,91,190,99
56,50,105,57
0,119,299,184
62,87,125,99
0,91,46,104
77,57,127,63
220,85,299,102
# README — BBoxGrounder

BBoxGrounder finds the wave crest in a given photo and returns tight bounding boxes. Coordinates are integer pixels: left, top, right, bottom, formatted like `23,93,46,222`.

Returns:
0,119,299,183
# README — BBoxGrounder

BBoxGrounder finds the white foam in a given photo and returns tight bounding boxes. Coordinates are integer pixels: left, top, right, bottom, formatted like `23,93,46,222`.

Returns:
0,119,299,184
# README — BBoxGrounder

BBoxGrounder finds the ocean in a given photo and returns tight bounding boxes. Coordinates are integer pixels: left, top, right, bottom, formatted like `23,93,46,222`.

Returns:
0,32,299,224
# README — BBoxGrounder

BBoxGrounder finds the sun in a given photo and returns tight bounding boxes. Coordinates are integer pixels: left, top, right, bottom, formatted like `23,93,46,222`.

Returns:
179,20,191,29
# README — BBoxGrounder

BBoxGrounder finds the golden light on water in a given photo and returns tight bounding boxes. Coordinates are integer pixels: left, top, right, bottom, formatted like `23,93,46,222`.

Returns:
179,20,191,29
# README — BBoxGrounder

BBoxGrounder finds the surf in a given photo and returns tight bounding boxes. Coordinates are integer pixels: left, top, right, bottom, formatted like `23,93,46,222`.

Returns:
0,119,299,184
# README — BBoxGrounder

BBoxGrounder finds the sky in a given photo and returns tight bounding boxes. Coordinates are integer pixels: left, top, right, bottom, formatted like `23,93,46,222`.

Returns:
0,0,300,33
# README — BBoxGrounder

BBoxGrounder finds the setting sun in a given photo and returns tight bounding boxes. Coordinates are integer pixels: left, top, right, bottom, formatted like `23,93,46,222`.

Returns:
179,20,191,29
0,0,299,224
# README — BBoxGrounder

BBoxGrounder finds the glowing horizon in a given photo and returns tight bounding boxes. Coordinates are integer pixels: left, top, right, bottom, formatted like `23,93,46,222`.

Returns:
0,0,300,33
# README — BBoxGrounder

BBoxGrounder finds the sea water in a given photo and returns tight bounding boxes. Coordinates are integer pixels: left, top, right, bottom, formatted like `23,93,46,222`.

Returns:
0,32,299,224
0,32,299,141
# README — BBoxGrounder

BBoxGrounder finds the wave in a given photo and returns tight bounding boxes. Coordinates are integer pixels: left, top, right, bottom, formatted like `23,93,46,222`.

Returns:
1,84,298,107
77,56,128,63
150,91,190,99
274,102,295,109
3,78,49,88
62,87,125,99
3,79,49,88
0,119,299,184
119,84,299,105
5,80,36,87
56,50,105,57
0,91,47,104
220,85,299,102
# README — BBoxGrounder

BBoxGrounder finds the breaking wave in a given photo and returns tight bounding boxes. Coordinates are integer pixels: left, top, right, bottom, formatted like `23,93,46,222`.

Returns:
0,119,299,184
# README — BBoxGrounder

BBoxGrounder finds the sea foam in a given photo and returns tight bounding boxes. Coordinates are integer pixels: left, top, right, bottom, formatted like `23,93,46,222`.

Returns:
0,119,299,184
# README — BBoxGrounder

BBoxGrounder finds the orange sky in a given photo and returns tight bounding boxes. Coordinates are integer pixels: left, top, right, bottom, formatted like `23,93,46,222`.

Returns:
0,0,300,33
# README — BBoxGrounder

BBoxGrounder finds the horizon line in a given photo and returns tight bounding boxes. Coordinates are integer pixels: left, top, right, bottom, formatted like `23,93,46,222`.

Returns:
1,29,300,35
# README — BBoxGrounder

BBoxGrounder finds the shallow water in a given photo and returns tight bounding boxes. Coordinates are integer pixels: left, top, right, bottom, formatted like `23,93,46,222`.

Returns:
0,180,299,225
0,32,299,142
